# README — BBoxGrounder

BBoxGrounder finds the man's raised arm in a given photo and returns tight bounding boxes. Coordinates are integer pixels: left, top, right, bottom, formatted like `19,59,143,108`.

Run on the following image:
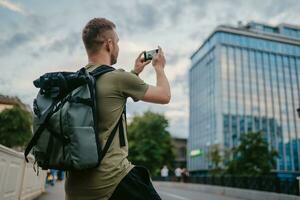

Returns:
142,47,171,104
131,46,171,104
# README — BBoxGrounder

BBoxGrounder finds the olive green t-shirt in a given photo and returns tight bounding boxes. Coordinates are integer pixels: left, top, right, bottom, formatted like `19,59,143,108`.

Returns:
65,64,149,200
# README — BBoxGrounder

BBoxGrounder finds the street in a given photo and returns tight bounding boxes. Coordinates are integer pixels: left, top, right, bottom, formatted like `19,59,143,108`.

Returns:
36,181,244,200
156,183,243,200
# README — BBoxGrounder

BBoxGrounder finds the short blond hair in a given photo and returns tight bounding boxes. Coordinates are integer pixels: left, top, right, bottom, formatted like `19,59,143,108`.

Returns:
82,18,116,54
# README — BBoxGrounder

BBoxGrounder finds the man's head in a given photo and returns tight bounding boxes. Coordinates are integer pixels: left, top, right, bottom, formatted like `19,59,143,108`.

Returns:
82,18,119,65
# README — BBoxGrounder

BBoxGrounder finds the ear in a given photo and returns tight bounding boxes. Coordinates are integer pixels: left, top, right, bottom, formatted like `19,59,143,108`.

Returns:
106,39,113,52
105,40,110,52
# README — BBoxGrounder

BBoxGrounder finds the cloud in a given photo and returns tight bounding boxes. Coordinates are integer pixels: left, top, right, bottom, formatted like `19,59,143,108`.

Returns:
106,2,160,35
39,32,81,55
104,0,189,36
0,32,34,56
0,0,25,14
0,14,48,57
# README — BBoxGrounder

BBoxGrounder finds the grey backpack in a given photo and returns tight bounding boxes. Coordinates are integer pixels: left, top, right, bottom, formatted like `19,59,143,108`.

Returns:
24,65,126,170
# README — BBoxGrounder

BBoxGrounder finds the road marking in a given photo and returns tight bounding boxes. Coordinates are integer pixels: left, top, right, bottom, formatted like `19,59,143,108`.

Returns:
159,191,191,200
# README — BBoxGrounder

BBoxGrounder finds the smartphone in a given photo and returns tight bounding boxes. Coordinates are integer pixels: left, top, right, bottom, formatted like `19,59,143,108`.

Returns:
143,49,159,61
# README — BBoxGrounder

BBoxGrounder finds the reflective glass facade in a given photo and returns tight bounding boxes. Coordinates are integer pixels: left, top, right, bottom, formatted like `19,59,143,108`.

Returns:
188,22,300,173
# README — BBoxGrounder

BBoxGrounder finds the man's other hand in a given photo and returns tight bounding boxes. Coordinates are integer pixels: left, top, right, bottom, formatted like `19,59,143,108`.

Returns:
152,46,166,71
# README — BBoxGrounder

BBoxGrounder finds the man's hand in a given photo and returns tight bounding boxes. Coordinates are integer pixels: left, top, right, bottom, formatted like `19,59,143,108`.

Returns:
133,51,151,75
141,46,171,104
152,46,166,71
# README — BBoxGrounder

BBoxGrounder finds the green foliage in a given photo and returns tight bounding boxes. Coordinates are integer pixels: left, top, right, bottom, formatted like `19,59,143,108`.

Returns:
207,144,223,175
226,131,278,176
127,111,174,175
0,106,32,148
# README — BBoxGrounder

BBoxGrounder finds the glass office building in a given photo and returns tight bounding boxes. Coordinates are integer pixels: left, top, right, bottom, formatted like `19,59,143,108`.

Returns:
188,22,300,174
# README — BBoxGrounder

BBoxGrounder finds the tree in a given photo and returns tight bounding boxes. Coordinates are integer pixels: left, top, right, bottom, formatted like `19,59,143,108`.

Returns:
127,111,174,175
0,106,32,149
207,144,223,175
226,131,278,176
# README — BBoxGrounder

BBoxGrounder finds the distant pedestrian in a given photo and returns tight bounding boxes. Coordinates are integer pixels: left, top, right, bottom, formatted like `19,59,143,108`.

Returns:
175,167,182,182
161,165,169,181
181,168,189,183
46,169,56,186
57,170,64,181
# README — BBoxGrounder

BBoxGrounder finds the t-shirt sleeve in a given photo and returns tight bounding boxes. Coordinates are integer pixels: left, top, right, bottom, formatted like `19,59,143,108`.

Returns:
117,70,149,102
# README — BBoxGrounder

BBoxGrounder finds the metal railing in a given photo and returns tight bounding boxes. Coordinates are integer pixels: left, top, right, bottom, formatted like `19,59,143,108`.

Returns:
152,175,299,195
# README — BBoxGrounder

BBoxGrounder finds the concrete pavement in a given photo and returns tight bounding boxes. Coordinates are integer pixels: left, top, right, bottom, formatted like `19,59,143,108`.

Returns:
35,181,245,200
35,180,65,200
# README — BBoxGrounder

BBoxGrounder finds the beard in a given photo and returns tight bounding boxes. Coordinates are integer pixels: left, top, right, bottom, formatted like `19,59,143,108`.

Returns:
111,54,117,65
110,51,118,65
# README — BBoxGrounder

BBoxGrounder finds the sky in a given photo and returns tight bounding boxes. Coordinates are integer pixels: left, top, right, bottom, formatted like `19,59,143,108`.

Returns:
0,0,300,138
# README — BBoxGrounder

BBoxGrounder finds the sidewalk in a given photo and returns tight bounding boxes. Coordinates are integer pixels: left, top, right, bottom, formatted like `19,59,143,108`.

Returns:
35,180,245,200
35,181,65,200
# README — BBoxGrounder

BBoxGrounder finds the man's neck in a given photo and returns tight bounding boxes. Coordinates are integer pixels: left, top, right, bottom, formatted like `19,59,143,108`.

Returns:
88,52,111,66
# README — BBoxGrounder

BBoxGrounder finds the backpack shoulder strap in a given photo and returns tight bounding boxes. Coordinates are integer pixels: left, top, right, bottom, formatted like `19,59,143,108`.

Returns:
100,106,125,162
89,65,127,163
89,65,115,78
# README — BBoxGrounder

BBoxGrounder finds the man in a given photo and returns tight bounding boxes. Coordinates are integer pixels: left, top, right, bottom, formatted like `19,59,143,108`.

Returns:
160,165,169,181
65,18,170,200
175,167,182,182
